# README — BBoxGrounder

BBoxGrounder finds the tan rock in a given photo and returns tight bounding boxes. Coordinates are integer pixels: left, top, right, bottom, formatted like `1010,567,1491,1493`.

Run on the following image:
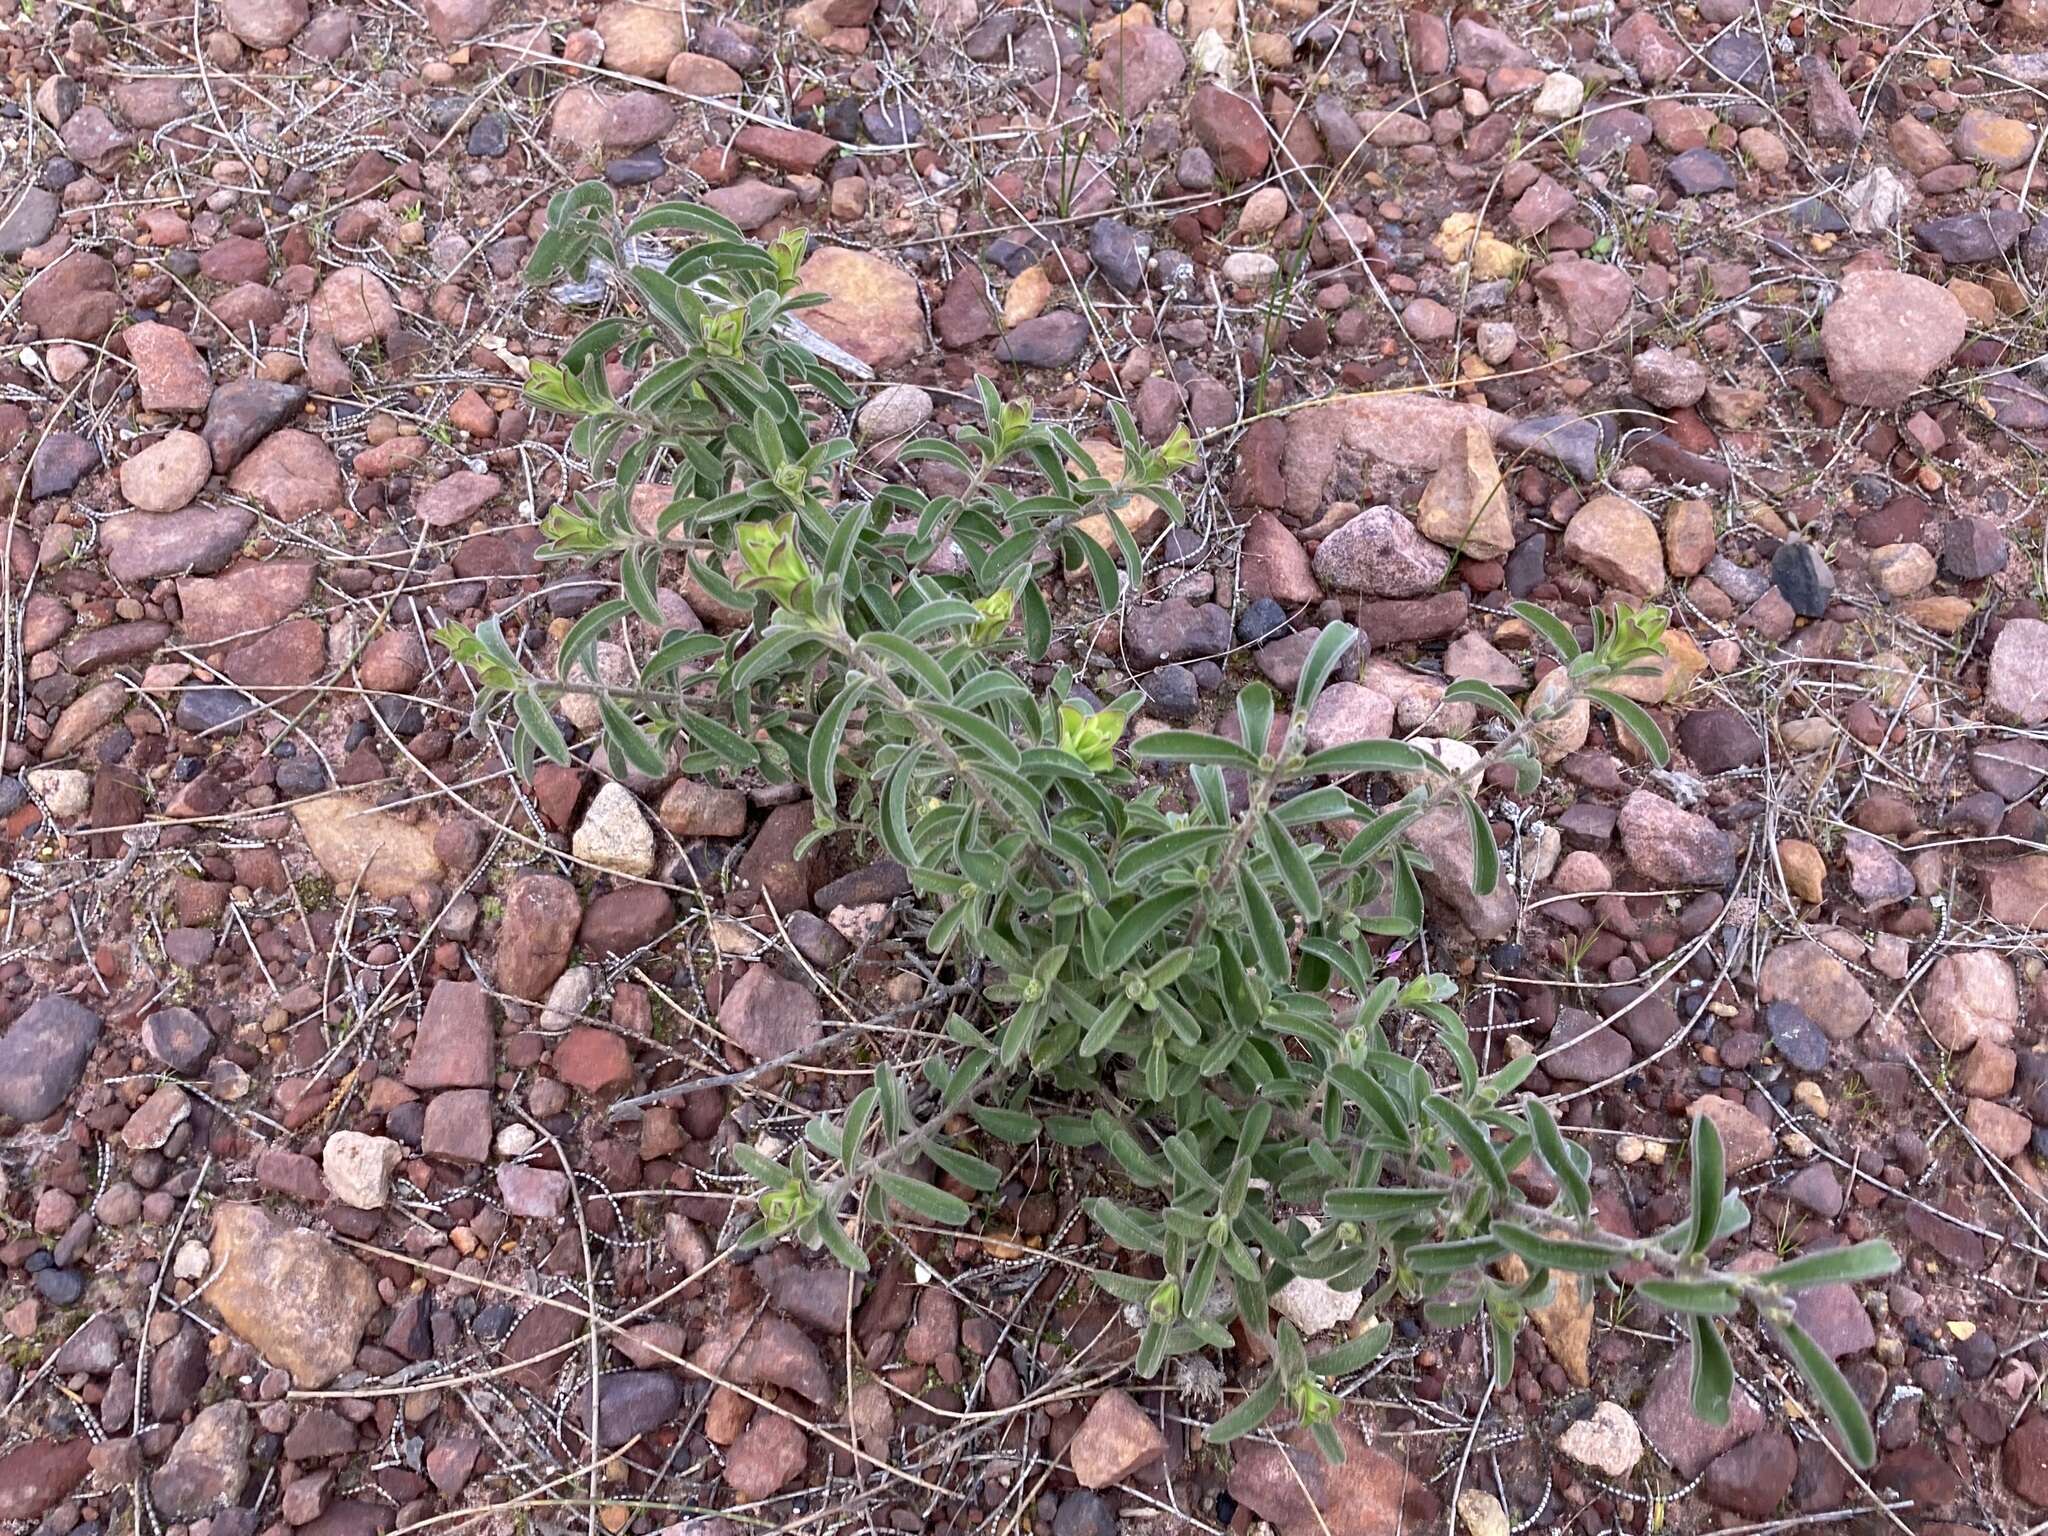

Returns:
1414,425,1513,560
293,793,446,900
594,0,683,76
1777,839,1825,904
1560,495,1665,596
204,1203,378,1386
795,247,927,371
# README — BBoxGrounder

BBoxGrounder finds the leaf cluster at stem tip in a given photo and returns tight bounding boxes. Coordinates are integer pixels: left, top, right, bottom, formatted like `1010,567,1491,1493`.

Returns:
439,183,1898,1466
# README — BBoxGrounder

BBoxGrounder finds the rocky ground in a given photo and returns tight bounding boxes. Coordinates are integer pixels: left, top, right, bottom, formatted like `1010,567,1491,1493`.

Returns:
8,0,2048,1531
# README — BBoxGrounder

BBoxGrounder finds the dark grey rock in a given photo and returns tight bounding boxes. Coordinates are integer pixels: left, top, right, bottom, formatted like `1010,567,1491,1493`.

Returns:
30,432,101,499
1499,413,1602,480
1088,217,1148,295
0,996,102,1122
175,688,255,734
1914,209,2029,264
992,312,1089,368
1139,663,1200,721
466,112,509,157
1765,1000,1829,1072
1667,148,1736,196
1770,541,1833,618
201,379,307,471
604,146,665,185
0,188,60,257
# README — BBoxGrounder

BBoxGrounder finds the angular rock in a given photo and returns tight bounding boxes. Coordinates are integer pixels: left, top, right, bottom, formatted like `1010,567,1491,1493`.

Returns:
205,1203,379,1386
1918,950,2018,1053
126,322,215,414
795,248,926,371
228,429,342,522
202,378,308,471
104,505,253,582
1561,495,1664,596
498,873,581,1001
0,996,101,1122
293,793,445,900
1069,1390,1164,1489
1617,791,1733,886
1313,505,1452,597
1759,940,1873,1041
1228,1420,1437,1536
1990,619,2048,725
718,964,822,1062
1535,257,1633,347
1822,271,1966,408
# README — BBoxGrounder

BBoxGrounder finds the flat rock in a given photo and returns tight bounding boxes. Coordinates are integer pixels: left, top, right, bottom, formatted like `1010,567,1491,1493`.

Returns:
205,1203,379,1386
125,321,214,413
795,248,926,371
294,793,446,899
1561,495,1664,595
1282,395,1507,516
1228,1420,1437,1536
202,378,308,471
1758,940,1873,1040
0,995,101,1122
718,964,822,1062
1069,1390,1164,1489
1639,1343,1765,1477
228,429,342,522
1989,619,2048,725
104,505,254,582
1821,271,1966,407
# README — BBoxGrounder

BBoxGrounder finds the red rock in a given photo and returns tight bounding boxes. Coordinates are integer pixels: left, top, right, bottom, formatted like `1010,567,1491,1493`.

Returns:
219,617,325,702
1096,25,1185,116
228,429,342,522
723,1415,807,1499
21,251,122,342
1227,1420,1437,1536
553,1027,633,1097
0,1439,92,1522
1535,256,1634,347
125,322,214,414
794,248,927,371
416,470,503,528
408,982,494,1091
497,873,581,1001
421,1090,492,1164
1189,84,1270,182
1070,1389,1164,1489
310,266,399,348
177,560,313,645
734,121,836,172
717,965,822,1062
1239,512,1320,606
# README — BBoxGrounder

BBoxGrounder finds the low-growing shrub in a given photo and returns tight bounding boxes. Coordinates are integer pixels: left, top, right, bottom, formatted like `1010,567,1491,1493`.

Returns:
443,183,1896,1463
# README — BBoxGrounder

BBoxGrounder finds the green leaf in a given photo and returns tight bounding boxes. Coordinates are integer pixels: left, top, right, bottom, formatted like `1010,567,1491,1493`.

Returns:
1511,600,1582,661
1292,622,1359,716
1442,678,1522,722
1204,1372,1284,1443
1588,687,1671,768
1137,731,1259,768
1103,887,1199,972
1259,811,1323,922
1492,1221,1621,1274
1525,1098,1591,1220
926,1140,1001,1192
1461,794,1499,896
1682,1315,1734,1427
598,694,668,778
1324,1186,1448,1223
1762,1240,1900,1292
1309,1320,1392,1377
875,1170,971,1225
806,680,867,812
814,1212,872,1272
1300,739,1429,778
1636,1279,1741,1316
1772,1318,1877,1468
1425,1095,1507,1196
1687,1113,1725,1259
969,1104,1040,1144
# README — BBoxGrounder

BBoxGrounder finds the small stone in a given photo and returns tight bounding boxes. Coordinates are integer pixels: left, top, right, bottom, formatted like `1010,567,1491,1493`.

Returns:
1617,790,1733,885
221,0,307,48
573,782,656,878
1989,619,2048,724
125,322,214,413
204,1203,379,1386
1630,347,1707,408
0,996,101,1122
1414,426,1513,560
1069,1390,1164,1489
119,431,212,512
1822,270,1967,408
1559,1402,1642,1479
497,1164,572,1219
1312,505,1452,597
718,965,822,1062
323,1132,402,1209
1759,941,1873,1041
151,1402,252,1520
856,384,933,442
796,248,927,371
594,0,685,76
1918,950,2018,1052
1561,496,1664,596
